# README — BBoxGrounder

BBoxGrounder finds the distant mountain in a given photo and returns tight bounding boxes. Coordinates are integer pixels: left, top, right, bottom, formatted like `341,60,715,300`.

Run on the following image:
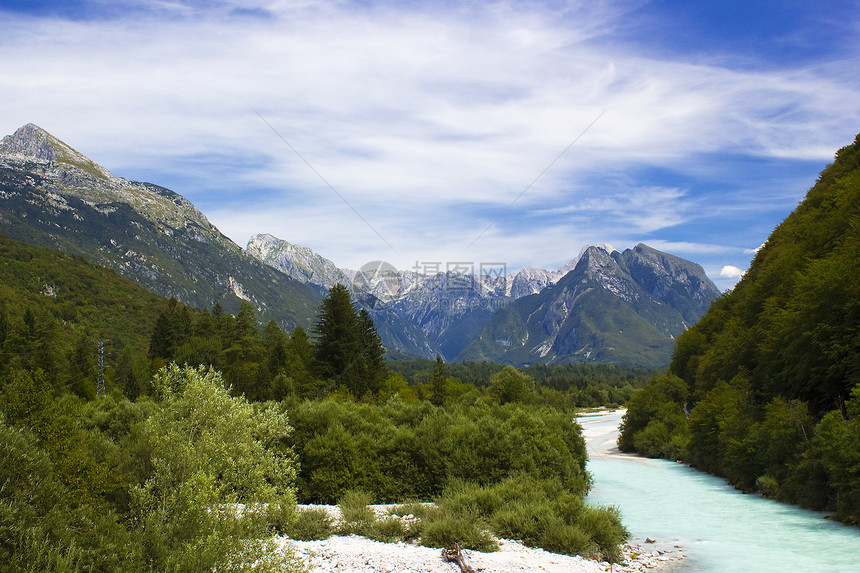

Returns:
247,235,720,367
457,244,720,368
247,233,355,296
247,233,505,360
0,123,321,331
0,123,721,368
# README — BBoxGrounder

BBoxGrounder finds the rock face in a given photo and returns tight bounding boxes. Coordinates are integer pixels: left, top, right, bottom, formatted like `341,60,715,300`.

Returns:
508,266,562,298
456,245,720,368
0,123,321,331
247,233,354,296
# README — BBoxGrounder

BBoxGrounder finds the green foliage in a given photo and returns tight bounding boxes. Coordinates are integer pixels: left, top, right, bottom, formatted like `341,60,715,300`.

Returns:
313,284,388,398
0,414,135,573
430,354,448,406
621,133,860,523
0,230,636,561
424,476,628,562
489,365,536,404
419,509,499,552
366,516,408,543
337,489,377,535
130,364,298,570
0,234,178,396
289,397,590,504
618,374,688,457
787,384,860,524
283,508,334,541
669,134,860,410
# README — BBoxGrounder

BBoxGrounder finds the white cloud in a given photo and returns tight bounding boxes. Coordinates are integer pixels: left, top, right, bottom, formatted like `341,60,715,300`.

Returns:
0,0,857,287
720,265,746,279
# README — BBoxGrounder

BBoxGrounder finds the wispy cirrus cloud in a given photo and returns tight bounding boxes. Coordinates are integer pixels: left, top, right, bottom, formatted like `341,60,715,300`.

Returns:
0,0,858,293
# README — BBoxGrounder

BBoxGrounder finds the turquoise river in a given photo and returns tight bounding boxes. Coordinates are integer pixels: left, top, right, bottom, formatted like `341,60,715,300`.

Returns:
580,410,859,573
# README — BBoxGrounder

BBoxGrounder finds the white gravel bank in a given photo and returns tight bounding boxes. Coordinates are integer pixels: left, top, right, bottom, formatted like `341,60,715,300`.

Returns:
277,503,684,572
281,535,685,572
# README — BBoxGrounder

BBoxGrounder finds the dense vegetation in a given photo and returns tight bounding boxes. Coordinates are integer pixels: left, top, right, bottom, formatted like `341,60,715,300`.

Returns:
1,237,632,570
619,133,860,524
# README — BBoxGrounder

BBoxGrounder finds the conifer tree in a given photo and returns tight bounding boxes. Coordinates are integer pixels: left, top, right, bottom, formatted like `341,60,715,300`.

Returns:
357,308,387,396
430,354,448,406
313,284,387,398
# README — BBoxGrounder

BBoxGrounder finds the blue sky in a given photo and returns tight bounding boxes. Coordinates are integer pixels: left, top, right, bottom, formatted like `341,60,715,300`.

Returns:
1,0,858,291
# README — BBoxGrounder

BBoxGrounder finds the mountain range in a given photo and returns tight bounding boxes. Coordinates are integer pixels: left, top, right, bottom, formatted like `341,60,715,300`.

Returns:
0,123,721,367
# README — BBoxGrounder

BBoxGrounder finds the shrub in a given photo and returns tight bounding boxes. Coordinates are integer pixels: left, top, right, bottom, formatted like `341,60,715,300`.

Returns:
429,476,628,563
366,517,407,543
284,508,334,541
576,505,628,563
419,509,499,552
130,364,300,571
337,490,376,536
387,501,435,520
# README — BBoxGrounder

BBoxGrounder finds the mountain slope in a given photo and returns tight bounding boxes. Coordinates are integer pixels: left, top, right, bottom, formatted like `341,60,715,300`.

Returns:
458,245,720,368
247,233,508,360
0,124,321,331
250,235,720,367
670,132,860,411
0,232,185,396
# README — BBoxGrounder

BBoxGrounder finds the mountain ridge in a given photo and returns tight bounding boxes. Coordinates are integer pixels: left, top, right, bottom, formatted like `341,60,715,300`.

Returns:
1,123,721,367
0,123,322,332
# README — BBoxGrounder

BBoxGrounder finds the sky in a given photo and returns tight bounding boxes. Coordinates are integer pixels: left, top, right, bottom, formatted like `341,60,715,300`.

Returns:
0,0,858,291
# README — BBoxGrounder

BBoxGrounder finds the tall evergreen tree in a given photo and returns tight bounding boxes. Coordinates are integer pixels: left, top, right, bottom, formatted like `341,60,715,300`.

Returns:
430,354,448,406
313,284,387,398
357,308,387,397
314,284,360,383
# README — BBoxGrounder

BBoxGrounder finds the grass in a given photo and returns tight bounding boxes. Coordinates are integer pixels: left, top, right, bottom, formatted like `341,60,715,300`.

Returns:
337,490,376,536
283,508,334,541
284,482,627,563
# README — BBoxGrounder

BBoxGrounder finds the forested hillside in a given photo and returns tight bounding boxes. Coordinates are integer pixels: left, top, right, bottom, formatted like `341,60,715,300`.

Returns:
619,133,860,524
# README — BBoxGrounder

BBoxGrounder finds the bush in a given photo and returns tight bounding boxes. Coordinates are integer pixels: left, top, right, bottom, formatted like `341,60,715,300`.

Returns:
576,505,628,563
130,364,300,571
284,508,334,541
337,490,376,535
387,501,435,520
366,517,407,543
424,476,628,562
419,509,499,552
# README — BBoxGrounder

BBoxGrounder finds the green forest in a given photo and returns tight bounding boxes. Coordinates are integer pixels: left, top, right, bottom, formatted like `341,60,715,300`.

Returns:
0,235,642,572
619,133,860,524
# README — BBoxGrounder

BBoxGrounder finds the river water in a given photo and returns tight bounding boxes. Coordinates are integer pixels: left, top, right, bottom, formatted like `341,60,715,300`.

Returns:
580,410,860,572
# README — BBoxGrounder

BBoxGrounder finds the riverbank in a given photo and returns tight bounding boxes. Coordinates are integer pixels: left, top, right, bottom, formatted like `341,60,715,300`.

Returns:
281,533,685,572
275,499,685,573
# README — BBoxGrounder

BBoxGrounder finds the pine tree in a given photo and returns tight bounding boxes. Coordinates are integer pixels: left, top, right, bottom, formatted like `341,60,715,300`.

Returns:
430,354,448,406
313,284,387,398
314,284,360,383
357,308,387,397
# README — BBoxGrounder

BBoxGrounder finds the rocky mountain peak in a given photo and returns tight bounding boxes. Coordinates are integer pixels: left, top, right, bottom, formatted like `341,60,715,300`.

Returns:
246,233,353,292
1,123,112,179
558,243,617,275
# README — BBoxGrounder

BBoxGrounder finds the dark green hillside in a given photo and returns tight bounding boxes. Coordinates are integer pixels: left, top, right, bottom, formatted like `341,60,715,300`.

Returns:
671,133,859,412
620,132,860,524
0,233,176,396
0,169,321,331
0,123,322,334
